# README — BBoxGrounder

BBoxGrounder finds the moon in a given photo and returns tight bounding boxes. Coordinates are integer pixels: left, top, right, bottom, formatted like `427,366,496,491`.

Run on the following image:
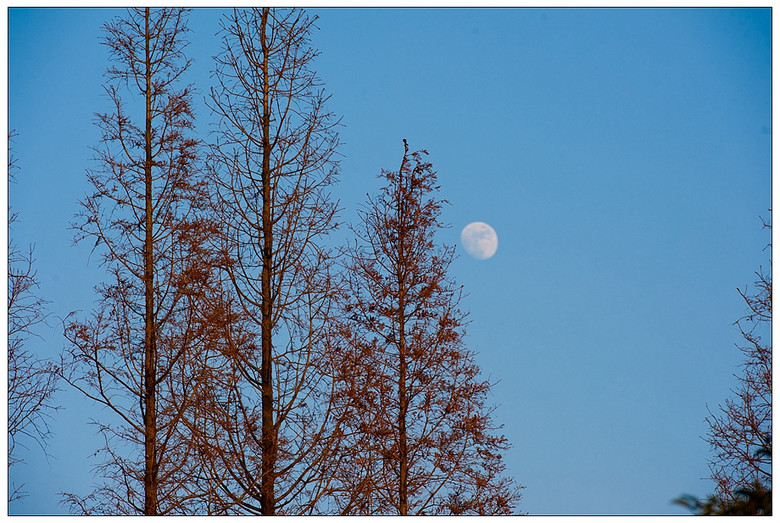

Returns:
460,222,498,260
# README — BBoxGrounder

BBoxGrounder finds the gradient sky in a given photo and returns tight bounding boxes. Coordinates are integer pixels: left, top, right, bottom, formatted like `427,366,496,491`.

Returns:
7,6,771,515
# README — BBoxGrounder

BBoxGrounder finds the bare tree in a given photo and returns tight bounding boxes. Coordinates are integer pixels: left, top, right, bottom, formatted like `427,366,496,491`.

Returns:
200,7,343,515
8,132,58,503
60,9,216,514
674,217,771,516
329,140,522,515
704,216,771,504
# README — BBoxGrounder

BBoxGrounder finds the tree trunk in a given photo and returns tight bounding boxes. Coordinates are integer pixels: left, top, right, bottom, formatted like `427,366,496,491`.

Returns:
142,7,158,516
259,8,277,516
398,316,409,516
396,142,409,515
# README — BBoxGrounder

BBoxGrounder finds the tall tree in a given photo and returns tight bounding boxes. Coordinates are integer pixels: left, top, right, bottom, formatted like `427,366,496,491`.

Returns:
8,132,58,503
329,140,522,515
201,7,342,515
60,8,214,514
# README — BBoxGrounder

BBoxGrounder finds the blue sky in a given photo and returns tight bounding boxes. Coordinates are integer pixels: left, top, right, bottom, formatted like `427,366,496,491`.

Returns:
7,7,771,515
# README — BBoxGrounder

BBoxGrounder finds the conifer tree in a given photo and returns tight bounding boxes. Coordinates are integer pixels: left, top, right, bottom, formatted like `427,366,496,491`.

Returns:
60,8,214,514
329,140,522,515
201,7,342,515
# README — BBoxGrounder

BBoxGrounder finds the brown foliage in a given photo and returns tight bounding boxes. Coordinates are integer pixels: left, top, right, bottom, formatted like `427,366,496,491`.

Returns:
59,8,216,514
49,8,523,515
198,7,343,515
327,141,522,515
